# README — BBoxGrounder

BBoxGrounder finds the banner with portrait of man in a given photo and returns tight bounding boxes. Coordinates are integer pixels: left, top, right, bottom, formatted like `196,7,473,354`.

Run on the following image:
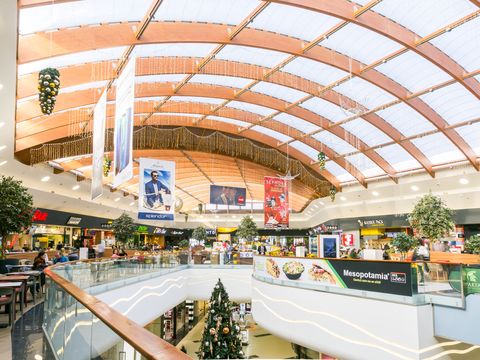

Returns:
264,176,289,229
138,158,175,221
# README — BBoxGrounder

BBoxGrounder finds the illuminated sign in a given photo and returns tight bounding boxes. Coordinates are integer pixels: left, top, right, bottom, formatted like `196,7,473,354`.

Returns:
66,216,82,225
32,210,48,222
136,225,149,233
153,228,167,235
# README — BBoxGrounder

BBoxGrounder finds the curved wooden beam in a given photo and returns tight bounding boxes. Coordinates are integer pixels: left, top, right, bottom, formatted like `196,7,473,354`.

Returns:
18,22,477,170
17,57,434,176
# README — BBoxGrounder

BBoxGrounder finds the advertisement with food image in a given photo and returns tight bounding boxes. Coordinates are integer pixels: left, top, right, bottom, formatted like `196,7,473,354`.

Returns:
265,258,280,278
308,261,338,285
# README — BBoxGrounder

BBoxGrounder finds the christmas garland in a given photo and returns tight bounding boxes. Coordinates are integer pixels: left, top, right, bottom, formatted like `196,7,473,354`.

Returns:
38,68,60,115
103,156,112,176
317,151,326,170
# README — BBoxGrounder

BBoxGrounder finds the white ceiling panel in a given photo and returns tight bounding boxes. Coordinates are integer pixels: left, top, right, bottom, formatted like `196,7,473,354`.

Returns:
420,83,480,125
375,51,452,93
190,74,251,88
18,46,127,76
249,3,340,42
375,103,436,137
206,116,250,128
371,0,477,37
19,0,152,35
312,132,358,156
250,82,308,103
334,77,397,109
215,45,290,68
136,74,187,84
251,125,293,143
341,118,392,147
455,122,480,156
375,144,421,172
320,23,403,64
345,153,385,178
154,0,259,25
133,43,217,58
289,141,318,161
411,133,466,165
227,101,274,116
169,96,224,105
429,17,480,73
273,113,320,134
325,161,356,183
60,80,109,94
300,97,350,122
282,58,348,86
152,112,202,118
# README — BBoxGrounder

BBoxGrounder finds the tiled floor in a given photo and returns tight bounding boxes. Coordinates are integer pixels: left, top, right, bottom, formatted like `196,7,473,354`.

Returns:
175,315,297,359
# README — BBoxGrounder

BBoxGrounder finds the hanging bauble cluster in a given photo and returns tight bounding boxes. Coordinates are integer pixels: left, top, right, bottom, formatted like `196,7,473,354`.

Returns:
38,68,60,115
317,151,326,170
103,156,112,177
329,186,337,202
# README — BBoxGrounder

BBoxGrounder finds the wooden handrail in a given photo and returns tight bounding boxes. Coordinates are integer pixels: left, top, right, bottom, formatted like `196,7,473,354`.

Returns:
44,266,190,360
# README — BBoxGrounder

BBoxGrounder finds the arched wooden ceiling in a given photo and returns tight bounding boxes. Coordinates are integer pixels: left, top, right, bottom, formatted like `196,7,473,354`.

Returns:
16,0,480,195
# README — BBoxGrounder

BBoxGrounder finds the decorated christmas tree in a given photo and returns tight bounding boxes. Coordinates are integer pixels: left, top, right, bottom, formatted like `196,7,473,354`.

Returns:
199,279,244,359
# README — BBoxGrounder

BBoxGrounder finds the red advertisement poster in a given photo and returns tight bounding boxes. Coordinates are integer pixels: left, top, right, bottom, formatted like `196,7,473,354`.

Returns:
342,233,354,247
264,176,289,229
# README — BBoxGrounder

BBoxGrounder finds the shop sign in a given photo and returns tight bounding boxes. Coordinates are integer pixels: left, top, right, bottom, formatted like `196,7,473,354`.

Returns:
358,219,385,227
342,234,354,247
66,216,82,225
206,228,217,236
254,256,413,296
136,225,149,233
171,230,185,236
448,266,480,296
310,224,338,234
32,209,48,222
153,227,167,235
101,222,113,229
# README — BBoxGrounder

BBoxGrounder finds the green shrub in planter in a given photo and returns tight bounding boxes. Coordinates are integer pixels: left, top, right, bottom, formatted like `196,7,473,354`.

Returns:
391,233,417,259
465,235,480,255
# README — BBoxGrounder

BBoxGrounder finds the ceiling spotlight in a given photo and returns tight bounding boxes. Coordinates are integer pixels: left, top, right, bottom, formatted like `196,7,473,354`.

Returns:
129,201,135,206
459,178,469,185
410,185,419,191
0,83,3,91
72,184,80,190
319,201,325,205
41,176,50,182
114,197,121,202
340,196,347,201
215,215,219,219
372,191,379,197
0,122,4,128
232,215,237,218
0,145,6,151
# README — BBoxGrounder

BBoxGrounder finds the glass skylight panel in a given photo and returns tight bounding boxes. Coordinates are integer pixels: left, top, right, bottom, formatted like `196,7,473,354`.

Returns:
250,82,308,103
60,80,109,94
132,43,217,58
411,133,466,165
190,75,251,89
154,0,259,26
300,97,349,122
345,153,385,178
215,45,290,68
455,123,480,156
289,141,318,161
19,0,152,35
419,83,480,125
429,17,480,72
324,161,356,183
155,112,203,118
251,126,293,143
371,0,477,37
227,101,274,117
18,46,127,76
341,118,392,147
207,116,249,128
375,144,421,172
136,97,166,103
136,74,187,84
169,96,224,105
249,3,340,42
376,103,436,137
375,51,452,93
273,113,320,134
320,23,403,65
312,132,358,156
282,58,347,86
334,77,396,110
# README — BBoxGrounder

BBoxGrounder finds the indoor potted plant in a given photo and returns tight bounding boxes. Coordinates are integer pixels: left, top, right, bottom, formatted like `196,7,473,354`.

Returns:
111,213,136,246
391,232,417,260
465,235,480,255
236,215,258,242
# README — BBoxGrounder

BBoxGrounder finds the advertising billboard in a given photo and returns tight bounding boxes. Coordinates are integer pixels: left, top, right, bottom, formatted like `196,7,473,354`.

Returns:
91,89,107,200
113,57,135,187
138,158,175,221
264,176,289,229
209,185,246,206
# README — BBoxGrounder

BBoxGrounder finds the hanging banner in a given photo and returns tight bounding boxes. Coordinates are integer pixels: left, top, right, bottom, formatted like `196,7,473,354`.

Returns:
113,57,135,187
138,158,175,221
91,90,107,200
264,176,289,229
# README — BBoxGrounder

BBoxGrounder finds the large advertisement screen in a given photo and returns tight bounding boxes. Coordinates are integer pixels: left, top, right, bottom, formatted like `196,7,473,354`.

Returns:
138,158,175,221
91,90,107,200
264,176,289,229
254,256,414,296
113,57,135,187
209,185,246,206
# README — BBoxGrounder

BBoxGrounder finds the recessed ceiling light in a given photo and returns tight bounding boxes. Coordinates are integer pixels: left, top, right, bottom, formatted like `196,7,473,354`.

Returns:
232,215,237,218
215,215,219,219
72,184,80,190
372,191,379,197
41,176,50,182
129,201,135,206
0,145,6,151
410,185,419,191
459,178,469,185
0,122,4,128
0,160,7,166
114,197,121,202
0,83,3,91
340,196,347,201
199,215,204,218
319,201,324,205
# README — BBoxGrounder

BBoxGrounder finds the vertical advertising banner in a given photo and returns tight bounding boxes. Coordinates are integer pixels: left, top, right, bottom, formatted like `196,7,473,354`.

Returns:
264,176,289,229
138,158,175,221
91,90,107,200
113,57,135,187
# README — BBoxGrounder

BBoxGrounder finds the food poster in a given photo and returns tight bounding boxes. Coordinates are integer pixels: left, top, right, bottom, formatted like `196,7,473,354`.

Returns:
264,176,289,229
254,256,415,296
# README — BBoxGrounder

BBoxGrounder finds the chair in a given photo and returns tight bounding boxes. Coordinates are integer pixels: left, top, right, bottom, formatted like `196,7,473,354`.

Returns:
0,259,19,274
0,288,16,326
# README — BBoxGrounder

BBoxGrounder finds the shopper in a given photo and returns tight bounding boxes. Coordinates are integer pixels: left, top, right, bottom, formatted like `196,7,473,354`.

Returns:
96,239,105,258
53,250,69,264
257,243,267,255
87,245,96,259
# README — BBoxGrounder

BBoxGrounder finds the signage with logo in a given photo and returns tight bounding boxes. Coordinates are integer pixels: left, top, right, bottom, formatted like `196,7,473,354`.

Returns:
254,256,414,296
358,219,385,227
310,224,339,234
210,185,247,206
101,222,113,229
32,210,48,222
153,227,167,235
448,266,480,296
136,225,149,233
66,216,82,225
342,233,354,247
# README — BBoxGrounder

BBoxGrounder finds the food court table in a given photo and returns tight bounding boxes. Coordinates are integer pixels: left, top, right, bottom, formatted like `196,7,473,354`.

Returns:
7,270,43,301
0,276,28,311
0,282,22,326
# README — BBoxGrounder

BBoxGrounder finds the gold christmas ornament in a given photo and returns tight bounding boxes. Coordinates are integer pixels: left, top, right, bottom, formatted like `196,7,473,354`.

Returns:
222,327,230,334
